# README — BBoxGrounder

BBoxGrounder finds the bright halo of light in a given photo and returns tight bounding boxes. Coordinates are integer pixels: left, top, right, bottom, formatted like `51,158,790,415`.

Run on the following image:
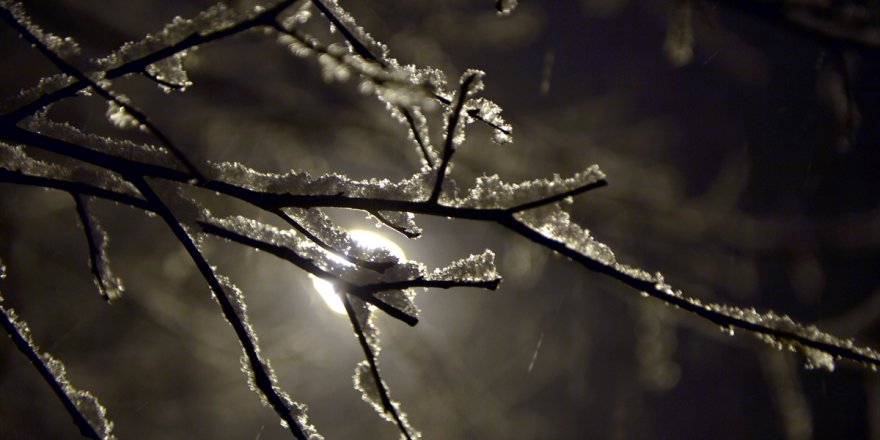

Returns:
312,230,405,314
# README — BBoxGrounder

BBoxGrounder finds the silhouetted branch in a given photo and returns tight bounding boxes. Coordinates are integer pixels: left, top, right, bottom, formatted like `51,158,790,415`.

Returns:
129,175,309,440
342,294,414,440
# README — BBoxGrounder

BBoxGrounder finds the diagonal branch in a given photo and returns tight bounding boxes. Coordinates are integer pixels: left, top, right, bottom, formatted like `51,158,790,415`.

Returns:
0,4,204,182
273,208,397,272
341,294,414,440
127,175,310,440
429,72,480,204
198,219,419,326
499,216,880,369
0,306,105,440
506,179,609,213
6,123,879,369
71,193,119,301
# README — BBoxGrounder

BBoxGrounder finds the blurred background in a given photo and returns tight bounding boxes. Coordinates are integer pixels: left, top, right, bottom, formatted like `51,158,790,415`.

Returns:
2,0,880,438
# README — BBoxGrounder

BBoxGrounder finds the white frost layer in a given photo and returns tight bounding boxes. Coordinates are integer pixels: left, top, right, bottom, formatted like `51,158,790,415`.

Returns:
0,142,140,197
455,165,605,209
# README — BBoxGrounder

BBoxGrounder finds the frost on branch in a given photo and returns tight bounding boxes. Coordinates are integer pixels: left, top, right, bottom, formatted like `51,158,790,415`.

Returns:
428,249,499,283
0,74,74,114
216,275,322,439
617,267,880,371
466,97,513,145
347,294,420,440
73,195,124,302
0,1,86,68
24,117,181,170
0,261,116,439
282,207,400,266
105,98,140,130
144,54,191,93
0,142,140,197
455,165,606,209
370,211,422,238
310,0,391,64
205,161,436,201
515,203,618,266
353,360,420,440
94,3,242,71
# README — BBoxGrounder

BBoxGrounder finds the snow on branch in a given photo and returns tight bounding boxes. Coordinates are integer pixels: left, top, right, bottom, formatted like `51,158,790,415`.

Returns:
2,0,880,438
0,261,115,440
72,194,124,302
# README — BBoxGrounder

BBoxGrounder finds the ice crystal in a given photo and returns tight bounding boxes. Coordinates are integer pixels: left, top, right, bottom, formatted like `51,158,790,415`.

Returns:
0,73,73,114
455,165,605,209
0,274,116,439
0,142,140,197
93,3,242,71
105,99,139,130
353,360,421,440
25,117,180,169
0,1,86,67
515,205,616,265
145,53,191,92
429,249,499,282
75,197,125,301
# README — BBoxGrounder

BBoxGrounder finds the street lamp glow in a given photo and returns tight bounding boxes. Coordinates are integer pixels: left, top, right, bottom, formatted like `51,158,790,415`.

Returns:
312,230,405,314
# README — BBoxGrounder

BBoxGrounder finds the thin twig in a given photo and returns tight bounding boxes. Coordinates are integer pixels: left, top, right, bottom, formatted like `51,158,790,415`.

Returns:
369,210,421,239
6,124,880,368
0,307,103,439
198,219,419,326
128,175,309,440
0,4,204,182
273,208,397,272
71,193,111,301
341,294,414,440
429,72,479,204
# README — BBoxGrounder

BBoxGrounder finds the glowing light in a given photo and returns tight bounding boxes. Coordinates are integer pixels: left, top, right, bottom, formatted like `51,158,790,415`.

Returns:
312,230,405,314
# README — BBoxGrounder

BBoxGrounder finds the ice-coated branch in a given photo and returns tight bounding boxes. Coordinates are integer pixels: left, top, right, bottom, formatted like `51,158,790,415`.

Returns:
499,217,880,370
198,218,420,326
0,1,297,124
71,193,124,302
0,3,204,181
300,0,511,144
17,133,874,370
127,175,316,440
0,262,114,440
342,294,414,440
2,124,878,366
273,208,397,272
429,71,481,204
